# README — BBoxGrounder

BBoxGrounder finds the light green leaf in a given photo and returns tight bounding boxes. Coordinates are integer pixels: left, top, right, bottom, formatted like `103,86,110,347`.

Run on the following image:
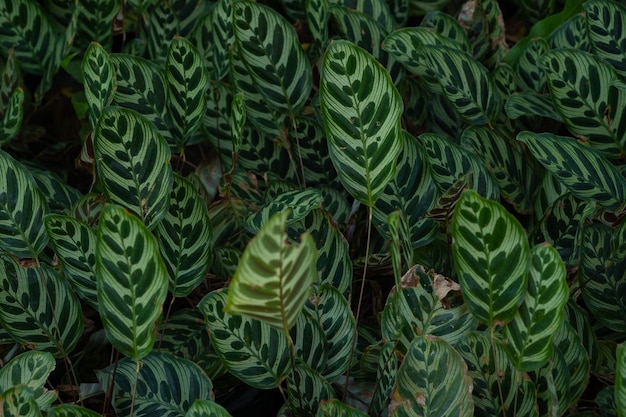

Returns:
552,321,590,409
547,12,589,51
287,361,336,416
0,255,83,357
320,40,403,206
156,174,212,297
48,404,103,417
584,0,626,78
503,244,568,371
27,166,82,214
82,42,116,128
96,204,169,360
305,0,330,60
0,351,56,411
390,336,474,417
227,211,317,331
0,150,49,258
185,400,232,417
451,190,529,327
316,399,369,417
517,131,626,210
245,189,323,234
290,307,328,372
94,106,173,228
98,352,212,417
421,11,471,52
505,91,562,121
199,290,292,389
328,0,396,32
0,88,24,145
0,385,41,417
515,37,550,93
45,214,98,308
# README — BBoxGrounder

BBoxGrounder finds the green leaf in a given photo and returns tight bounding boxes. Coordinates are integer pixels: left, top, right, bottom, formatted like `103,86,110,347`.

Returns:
320,40,403,206
0,351,56,411
287,361,336,416
82,42,116,128
144,2,178,61
290,308,328,372
503,244,568,371
27,167,82,214
547,12,589,51
226,211,317,331
390,336,474,417
505,91,562,122
515,37,550,93
0,150,49,258
245,189,323,234
421,11,472,53
185,400,232,417
199,290,292,389
156,174,212,297
98,352,212,417
0,88,24,145
48,404,103,417
94,106,173,228
584,0,626,78
617,343,626,417
232,2,311,115
74,0,120,51
96,204,169,360
552,321,590,409
0,255,83,357
45,214,98,308
166,37,209,149
540,49,626,157
369,341,397,417
451,190,529,327
305,0,330,60
517,131,626,210
328,0,397,32
316,399,369,417
0,385,41,417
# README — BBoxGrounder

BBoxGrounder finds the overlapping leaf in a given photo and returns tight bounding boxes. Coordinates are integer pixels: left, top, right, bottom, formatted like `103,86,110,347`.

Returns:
0,87,24,145
290,308,328,372
451,190,529,326
0,351,56,411
305,0,330,60
27,166,82,214
287,361,336,416
199,290,292,389
96,204,169,360
156,174,212,297
73,0,120,51
505,91,562,121
320,40,403,206
0,150,49,258
145,3,177,61
421,11,471,52
552,321,590,409
518,131,626,210
390,336,474,417
45,214,98,308
82,42,116,128
48,404,103,417
0,255,83,357
584,0,626,77
547,13,589,51
515,37,550,93
245,189,323,234
185,400,232,417
329,0,396,32
369,341,397,417
0,385,40,417
94,106,173,228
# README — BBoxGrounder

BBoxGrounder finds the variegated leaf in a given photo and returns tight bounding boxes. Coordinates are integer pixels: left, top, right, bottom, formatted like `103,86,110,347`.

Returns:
515,37,550,93
547,13,590,51
287,361,336,416
0,350,56,411
48,405,103,417
584,0,626,78
0,385,41,417
27,166,82,215
421,11,472,53
96,204,169,360
185,400,232,417
452,190,529,327
0,87,24,145
316,399,369,417
320,40,403,206
505,91,562,122
290,307,328,372
552,321,590,409
245,189,323,234
305,0,330,60
328,0,396,32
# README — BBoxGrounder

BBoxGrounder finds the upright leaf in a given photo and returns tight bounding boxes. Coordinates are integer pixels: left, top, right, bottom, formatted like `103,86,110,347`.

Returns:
0,150,49,258
82,42,116,128
94,106,173,228
226,211,317,331
320,40,403,206
584,0,626,78
451,190,529,326
96,204,168,360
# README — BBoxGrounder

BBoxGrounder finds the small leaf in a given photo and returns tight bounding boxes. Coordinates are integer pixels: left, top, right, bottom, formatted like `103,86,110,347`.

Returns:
226,211,317,331
0,88,24,145
617,343,626,417
0,351,56,411
185,400,232,417
245,189,323,234
96,204,169,360
48,404,103,417
82,42,116,128
451,190,529,327
0,385,41,417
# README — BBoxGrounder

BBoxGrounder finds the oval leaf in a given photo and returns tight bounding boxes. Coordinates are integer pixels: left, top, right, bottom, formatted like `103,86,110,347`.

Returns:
0,351,56,411
82,42,116,128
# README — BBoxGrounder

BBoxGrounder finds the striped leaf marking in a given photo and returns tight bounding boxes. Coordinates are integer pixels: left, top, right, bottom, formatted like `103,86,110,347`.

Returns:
0,351,56,410
517,131,626,210
94,106,173,228
245,188,323,234
0,150,49,258
584,0,626,77
503,244,568,371
82,42,116,128
227,211,317,331
286,362,336,415
617,344,626,417
185,400,233,417
452,190,529,327
551,321,591,408
320,40,403,206
96,204,168,360
0,87,24,145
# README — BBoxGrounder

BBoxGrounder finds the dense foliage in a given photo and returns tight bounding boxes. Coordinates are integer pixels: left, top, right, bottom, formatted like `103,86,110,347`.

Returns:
0,0,625,416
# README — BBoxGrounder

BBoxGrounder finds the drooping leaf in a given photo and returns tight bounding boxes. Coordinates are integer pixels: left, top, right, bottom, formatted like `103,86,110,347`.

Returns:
0,255,83,357
94,106,173,228
199,290,292,389
320,40,403,206
156,174,212,297
96,204,169,360
390,336,474,417
503,244,568,371
584,0,626,78
82,42,116,128
0,351,56,411
45,214,98,308
0,150,49,258
98,352,212,417
517,131,626,210
451,190,529,327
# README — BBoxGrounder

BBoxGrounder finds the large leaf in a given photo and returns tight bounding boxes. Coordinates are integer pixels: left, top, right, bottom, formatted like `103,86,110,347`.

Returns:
226,211,317,331
82,42,116,128
517,131,626,210
503,244,568,371
98,352,212,417
390,336,474,417
0,150,49,258
199,290,291,389
0,255,83,357
96,204,169,360
156,174,212,297
232,2,311,115
584,0,626,78
0,351,56,411
94,106,173,228
320,40,403,206
451,190,529,327
45,214,98,308
166,37,209,149
540,48,626,157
